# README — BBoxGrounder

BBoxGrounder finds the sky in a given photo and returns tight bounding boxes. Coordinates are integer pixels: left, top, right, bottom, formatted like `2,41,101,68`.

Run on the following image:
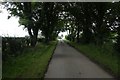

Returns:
0,8,68,38
0,8,28,37
58,31,68,39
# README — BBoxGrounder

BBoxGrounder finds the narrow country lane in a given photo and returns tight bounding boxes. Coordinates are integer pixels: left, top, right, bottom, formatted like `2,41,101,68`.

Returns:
45,40,114,78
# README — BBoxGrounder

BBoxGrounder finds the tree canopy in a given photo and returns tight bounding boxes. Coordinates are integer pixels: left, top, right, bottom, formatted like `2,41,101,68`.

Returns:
3,2,120,53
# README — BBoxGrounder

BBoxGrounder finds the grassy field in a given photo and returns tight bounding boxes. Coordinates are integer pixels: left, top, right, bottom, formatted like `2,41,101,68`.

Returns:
66,40,119,78
2,41,57,79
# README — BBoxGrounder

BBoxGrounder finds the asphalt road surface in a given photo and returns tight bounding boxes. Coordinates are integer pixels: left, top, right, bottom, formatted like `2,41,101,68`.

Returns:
45,40,114,78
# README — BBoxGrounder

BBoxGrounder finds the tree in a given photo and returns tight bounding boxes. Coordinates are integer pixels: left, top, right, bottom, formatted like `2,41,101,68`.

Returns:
5,2,41,46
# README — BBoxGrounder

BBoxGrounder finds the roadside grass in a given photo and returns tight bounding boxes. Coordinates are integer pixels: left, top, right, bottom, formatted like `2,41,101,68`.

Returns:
2,41,57,79
65,40,119,78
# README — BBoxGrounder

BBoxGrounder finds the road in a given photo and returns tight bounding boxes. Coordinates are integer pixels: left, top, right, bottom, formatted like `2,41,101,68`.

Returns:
45,41,114,78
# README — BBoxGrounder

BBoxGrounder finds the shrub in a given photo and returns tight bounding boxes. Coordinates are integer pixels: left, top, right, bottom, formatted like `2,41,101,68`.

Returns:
2,37,31,60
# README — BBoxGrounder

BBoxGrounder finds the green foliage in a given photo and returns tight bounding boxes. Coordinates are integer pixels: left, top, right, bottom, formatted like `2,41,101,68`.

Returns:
4,2,120,52
2,37,30,60
2,41,57,78
67,40,119,77
19,18,30,26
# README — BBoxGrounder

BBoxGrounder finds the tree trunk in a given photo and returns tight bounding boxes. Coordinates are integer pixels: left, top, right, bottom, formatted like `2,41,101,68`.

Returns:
30,36,37,47
77,26,80,43
27,27,38,47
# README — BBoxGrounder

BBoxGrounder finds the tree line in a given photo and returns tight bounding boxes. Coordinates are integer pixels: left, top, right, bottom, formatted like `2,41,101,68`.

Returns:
3,2,120,53
63,2,120,53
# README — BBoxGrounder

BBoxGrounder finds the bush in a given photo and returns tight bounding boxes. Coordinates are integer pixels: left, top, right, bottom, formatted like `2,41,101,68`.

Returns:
2,37,31,60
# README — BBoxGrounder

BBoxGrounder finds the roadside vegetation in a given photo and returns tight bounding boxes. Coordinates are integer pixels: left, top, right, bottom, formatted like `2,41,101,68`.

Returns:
2,37,30,61
2,2,120,79
2,41,57,79
66,40,119,78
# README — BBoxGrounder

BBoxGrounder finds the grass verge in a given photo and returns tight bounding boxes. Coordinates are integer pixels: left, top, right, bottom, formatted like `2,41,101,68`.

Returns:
2,41,57,79
65,40,119,78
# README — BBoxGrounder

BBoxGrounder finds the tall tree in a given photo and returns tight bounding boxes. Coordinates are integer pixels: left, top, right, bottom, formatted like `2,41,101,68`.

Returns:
5,2,41,46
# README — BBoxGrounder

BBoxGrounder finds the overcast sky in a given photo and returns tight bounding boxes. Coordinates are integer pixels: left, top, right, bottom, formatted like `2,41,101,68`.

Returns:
0,8,68,38
0,8,28,37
